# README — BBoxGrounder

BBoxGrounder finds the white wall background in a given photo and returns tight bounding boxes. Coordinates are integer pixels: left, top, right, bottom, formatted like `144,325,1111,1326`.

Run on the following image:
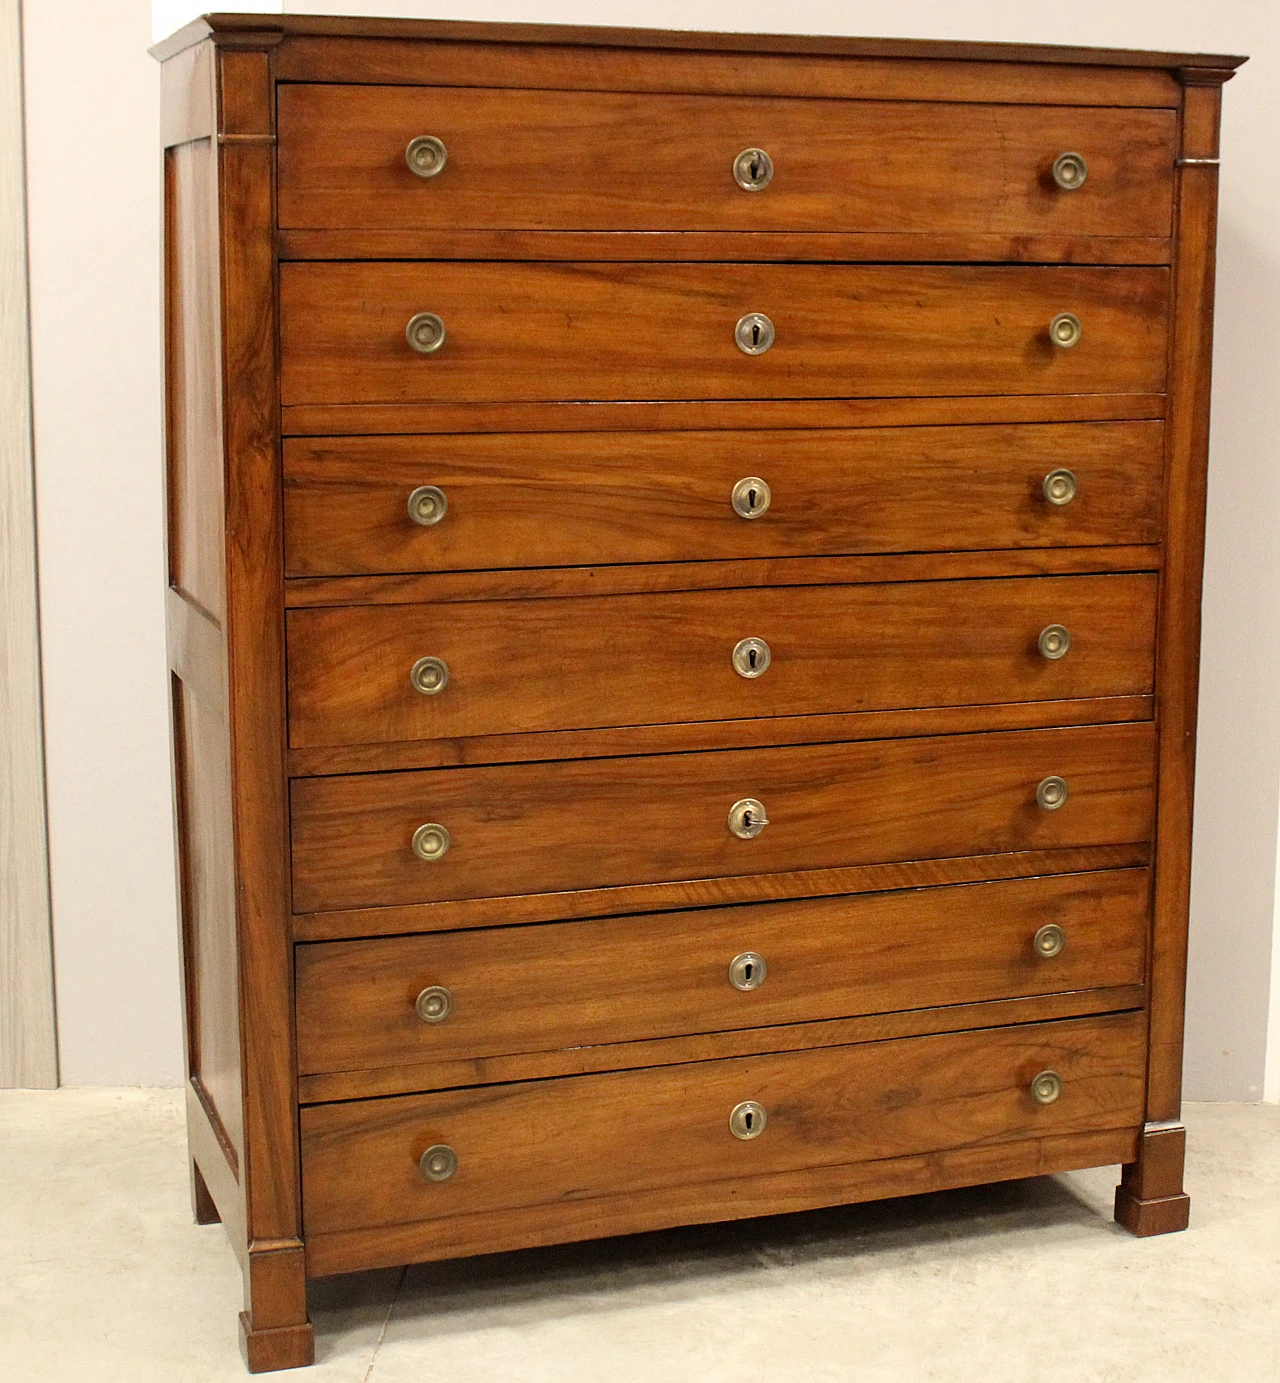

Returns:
24,0,1278,1093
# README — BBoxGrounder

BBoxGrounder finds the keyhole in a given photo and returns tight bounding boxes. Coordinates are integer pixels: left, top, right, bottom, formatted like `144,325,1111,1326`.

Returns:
742,960,756,984
742,1108,756,1132
747,486,758,511
748,647,759,670
751,322,762,347
743,809,755,830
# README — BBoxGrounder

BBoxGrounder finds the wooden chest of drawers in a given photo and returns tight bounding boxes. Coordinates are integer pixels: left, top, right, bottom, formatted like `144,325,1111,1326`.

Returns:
154,14,1244,1372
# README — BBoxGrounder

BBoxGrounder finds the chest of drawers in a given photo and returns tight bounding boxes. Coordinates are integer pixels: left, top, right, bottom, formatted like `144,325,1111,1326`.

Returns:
154,14,1244,1372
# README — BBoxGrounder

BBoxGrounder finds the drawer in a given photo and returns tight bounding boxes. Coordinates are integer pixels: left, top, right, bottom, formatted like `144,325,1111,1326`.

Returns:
283,421,1164,578
286,573,1157,749
299,1011,1146,1264
277,86,1175,237
295,869,1149,1079
289,721,1155,912
279,263,1169,407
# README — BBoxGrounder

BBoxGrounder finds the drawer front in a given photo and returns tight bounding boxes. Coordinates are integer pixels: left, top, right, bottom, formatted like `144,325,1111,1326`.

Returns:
284,421,1164,578
295,869,1149,1077
277,86,1175,237
279,263,1168,407
300,1011,1146,1240
286,573,1157,749
289,722,1156,912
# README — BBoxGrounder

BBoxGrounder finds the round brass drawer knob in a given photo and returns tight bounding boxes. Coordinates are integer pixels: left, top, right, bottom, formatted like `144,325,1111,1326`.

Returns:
735,313,775,355
729,1100,767,1139
728,798,769,839
408,484,448,526
1030,1070,1064,1105
733,147,774,191
728,951,767,991
1049,312,1083,349
410,655,450,696
1033,924,1067,959
732,637,771,679
406,135,448,178
731,476,771,520
419,1143,458,1181
1036,776,1069,811
1051,152,1088,190
407,311,447,354
1043,468,1078,506
1038,624,1071,661
412,822,451,861
415,985,453,1023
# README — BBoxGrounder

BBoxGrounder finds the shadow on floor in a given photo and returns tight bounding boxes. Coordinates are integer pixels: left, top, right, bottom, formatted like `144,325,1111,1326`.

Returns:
308,1169,1122,1357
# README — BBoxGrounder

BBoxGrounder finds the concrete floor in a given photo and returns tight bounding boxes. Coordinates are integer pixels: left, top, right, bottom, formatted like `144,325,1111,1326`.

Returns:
1,1091,1276,1382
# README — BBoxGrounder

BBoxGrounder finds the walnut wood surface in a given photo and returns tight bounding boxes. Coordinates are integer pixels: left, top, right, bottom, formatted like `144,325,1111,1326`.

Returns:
279,263,1169,407
278,85,1174,237
155,14,1246,74
283,421,1163,578
289,721,1155,913
1115,1122,1191,1235
286,573,1156,749
281,392,1166,440
299,1010,1146,1267
295,868,1148,1079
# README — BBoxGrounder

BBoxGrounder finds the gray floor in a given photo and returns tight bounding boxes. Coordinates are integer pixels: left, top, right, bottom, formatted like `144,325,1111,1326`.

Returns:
1,1090,1276,1381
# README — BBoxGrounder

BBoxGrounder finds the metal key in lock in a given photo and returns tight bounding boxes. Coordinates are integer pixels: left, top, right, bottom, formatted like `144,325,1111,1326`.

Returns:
728,797,769,839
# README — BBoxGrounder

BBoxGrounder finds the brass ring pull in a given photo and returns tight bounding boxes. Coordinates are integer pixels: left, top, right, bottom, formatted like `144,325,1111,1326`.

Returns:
415,985,453,1023
1030,1070,1064,1105
1033,924,1066,959
410,656,449,696
1038,625,1071,660
729,1100,767,1139
728,798,769,839
1051,152,1088,190
419,1144,458,1180
735,313,775,355
412,823,451,861
406,135,448,178
407,311,447,354
1036,776,1069,811
1049,313,1082,348
728,952,767,991
731,477,771,519
408,485,447,526
1042,469,1078,506
732,637,771,679
733,148,774,191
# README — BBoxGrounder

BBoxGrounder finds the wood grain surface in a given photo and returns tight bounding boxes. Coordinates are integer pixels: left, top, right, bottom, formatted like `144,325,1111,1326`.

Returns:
285,573,1157,748
299,1010,1147,1261
279,263,1170,406
278,85,1175,236
289,721,1156,912
294,868,1149,1077
283,420,1164,577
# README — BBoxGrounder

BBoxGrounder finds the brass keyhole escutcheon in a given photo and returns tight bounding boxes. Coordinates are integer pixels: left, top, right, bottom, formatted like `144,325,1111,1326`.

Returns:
1051,152,1088,190
728,798,769,839
1032,924,1066,959
1036,776,1069,811
406,311,447,354
419,1144,458,1180
1030,1070,1063,1105
406,135,448,178
735,313,775,355
728,951,767,991
731,476,772,520
732,637,772,679
1038,625,1071,661
733,147,774,191
415,985,453,1023
412,822,451,861
729,1100,767,1139
1042,469,1078,506
1049,312,1082,349
408,485,448,526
